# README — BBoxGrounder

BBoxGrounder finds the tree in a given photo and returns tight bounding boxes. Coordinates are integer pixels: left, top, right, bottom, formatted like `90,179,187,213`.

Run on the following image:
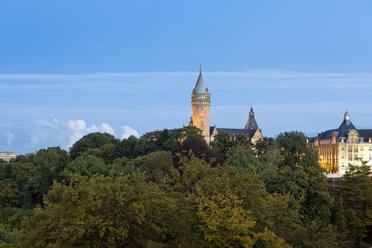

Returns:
276,131,309,168
127,151,174,183
165,155,291,248
334,161,372,247
115,135,140,159
14,174,177,248
60,155,107,182
254,137,275,156
175,136,223,167
69,132,119,160
168,126,204,146
134,129,172,155
196,189,257,248
225,145,260,170
210,132,233,159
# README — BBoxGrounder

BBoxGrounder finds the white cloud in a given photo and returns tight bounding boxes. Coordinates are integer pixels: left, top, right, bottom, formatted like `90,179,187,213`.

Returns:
66,120,117,148
121,125,139,139
101,123,115,135
5,132,15,147
21,119,121,151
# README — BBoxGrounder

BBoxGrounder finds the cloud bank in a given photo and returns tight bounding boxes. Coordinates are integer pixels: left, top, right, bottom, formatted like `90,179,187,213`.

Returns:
2,119,138,154
121,125,139,139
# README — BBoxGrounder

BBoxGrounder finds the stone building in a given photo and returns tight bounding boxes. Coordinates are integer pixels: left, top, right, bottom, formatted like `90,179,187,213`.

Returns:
0,151,16,162
189,68,263,144
308,111,372,174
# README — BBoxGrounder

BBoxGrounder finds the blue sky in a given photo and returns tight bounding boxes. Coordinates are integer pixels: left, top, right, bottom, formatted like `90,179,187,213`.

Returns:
1,1,372,154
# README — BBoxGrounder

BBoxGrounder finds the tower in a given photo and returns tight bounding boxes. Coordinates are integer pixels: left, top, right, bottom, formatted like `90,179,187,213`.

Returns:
191,67,211,141
245,107,259,130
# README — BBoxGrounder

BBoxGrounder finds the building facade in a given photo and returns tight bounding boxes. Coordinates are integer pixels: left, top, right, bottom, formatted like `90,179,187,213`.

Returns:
0,152,16,162
308,111,372,174
189,68,263,144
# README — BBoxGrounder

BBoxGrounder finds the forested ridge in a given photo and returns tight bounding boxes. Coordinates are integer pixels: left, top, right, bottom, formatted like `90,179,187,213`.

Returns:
0,127,371,247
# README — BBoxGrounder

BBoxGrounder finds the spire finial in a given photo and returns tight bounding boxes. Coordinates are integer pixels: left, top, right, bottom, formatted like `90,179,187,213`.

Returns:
249,106,254,115
199,65,202,74
344,109,350,121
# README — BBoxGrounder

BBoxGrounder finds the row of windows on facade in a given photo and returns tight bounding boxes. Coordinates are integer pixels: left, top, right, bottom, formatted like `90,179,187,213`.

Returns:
192,96,210,100
340,146,372,152
341,153,372,161
321,155,372,168
316,146,372,154
339,137,372,143
319,153,372,160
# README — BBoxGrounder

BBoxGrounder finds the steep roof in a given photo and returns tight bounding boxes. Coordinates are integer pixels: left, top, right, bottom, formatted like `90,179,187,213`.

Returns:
245,107,258,130
192,68,209,94
337,119,356,137
309,111,358,141
357,129,372,140
316,129,338,140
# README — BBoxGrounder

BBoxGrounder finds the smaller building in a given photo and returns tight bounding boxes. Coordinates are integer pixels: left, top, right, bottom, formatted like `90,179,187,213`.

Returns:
0,151,16,162
308,111,372,175
209,107,263,144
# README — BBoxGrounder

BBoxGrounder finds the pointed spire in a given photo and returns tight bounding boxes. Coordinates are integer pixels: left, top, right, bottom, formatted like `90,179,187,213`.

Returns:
192,66,209,94
245,107,259,130
249,106,254,115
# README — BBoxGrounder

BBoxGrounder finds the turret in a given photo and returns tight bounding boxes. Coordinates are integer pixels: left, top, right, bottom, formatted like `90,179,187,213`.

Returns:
191,67,211,142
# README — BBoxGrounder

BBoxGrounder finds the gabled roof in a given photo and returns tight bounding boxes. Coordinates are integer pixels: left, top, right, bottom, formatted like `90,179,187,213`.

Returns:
192,68,209,94
214,127,258,139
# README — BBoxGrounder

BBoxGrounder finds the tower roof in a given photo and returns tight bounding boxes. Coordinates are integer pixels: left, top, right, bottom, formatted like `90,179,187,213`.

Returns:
192,67,209,94
338,111,356,137
245,107,259,130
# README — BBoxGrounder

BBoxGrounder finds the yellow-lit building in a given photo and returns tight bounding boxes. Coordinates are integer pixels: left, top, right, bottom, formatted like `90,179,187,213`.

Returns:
308,111,372,175
0,151,16,162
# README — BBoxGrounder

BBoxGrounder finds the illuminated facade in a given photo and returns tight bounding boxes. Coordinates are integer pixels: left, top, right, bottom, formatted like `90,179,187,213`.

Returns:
308,111,372,174
0,152,16,162
189,68,263,144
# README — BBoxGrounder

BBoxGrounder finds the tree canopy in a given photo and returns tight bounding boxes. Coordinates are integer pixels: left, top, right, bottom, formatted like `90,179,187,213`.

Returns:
0,129,370,247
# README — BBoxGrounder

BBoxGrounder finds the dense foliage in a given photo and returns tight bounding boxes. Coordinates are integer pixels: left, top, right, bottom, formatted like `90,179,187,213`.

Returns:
0,128,371,247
